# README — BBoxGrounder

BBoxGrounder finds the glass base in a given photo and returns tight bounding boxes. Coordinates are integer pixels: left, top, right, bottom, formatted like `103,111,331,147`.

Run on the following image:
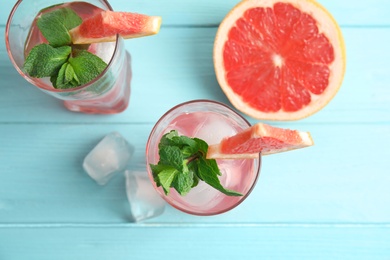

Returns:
63,96,129,114
63,52,132,114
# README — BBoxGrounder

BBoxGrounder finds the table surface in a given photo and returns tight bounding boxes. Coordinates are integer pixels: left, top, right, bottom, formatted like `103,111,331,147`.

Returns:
1,0,390,259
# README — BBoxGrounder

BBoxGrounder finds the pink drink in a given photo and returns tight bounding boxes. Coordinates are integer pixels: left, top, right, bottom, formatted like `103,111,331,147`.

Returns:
6,0,131,114
146,100,261,216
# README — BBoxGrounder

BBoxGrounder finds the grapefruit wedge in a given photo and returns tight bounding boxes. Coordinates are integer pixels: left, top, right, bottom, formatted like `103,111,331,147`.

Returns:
206,123,313,159
70,11,162,44
214,0,346,121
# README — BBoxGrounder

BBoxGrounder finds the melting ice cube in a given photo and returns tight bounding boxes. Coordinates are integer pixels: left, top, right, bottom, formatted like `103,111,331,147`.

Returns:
125,170,166,222
83,132,134,185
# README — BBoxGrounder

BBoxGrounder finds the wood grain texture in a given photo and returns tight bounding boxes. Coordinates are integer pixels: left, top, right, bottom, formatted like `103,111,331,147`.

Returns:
2,0,390,26
1,0,390,258
1,124,389,224
1,27,390,124
0,225,389,259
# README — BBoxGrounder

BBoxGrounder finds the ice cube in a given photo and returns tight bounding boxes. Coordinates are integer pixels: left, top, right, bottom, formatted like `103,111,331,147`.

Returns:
125,170,166,222
193,113,237,144
94,41,116,63
83,132,134,185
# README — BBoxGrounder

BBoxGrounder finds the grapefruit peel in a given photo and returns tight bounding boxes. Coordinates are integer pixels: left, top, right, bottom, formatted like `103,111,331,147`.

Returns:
206,123,314,159
213,0,346,121
70,11,162,44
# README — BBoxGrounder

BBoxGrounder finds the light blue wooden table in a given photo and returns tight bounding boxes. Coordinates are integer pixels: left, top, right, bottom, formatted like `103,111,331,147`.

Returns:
1,0,390,259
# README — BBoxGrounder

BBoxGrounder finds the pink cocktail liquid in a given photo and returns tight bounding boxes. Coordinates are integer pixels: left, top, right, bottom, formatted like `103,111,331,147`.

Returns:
23,2,131,114
146,100,261,216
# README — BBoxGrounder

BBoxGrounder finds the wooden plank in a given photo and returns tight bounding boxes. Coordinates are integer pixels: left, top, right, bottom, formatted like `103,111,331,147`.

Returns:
0,225,389,259
1,123,389,223
1,26,389,124
2,0,390,26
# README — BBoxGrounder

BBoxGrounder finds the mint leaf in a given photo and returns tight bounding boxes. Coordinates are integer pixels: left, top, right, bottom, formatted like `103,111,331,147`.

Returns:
194,138,208,154
37,7,82,47
188,161,200,188
150,164,169,187
68,50,107,85
52,62,80,89
172,160,193,195
173,173,193,196
157,167,178,195
159,130,199,157
159,130,197,148
159,130,179,145
196,157,243,197
159,146,184,171
149,130,242,197
24,44,71,78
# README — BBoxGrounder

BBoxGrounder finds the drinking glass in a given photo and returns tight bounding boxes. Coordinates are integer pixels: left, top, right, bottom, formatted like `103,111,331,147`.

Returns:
5,0,131,114
146,100,261,216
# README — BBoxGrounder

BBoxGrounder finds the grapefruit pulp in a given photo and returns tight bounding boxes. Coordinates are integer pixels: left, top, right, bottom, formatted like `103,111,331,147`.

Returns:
70,11,162,44
214,0,346,120
206,123,314,159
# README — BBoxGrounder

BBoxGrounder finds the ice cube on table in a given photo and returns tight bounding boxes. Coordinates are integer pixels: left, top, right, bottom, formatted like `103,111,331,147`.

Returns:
125,170,166,222
83,132,134,185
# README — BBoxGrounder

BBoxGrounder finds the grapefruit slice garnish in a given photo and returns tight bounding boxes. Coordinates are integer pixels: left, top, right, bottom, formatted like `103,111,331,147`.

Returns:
70,11,162,44
213,0,346,121
206,123,313,159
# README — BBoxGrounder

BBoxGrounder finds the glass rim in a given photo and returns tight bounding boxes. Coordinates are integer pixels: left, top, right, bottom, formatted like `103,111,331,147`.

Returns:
5,0,119,93
145,99,262,216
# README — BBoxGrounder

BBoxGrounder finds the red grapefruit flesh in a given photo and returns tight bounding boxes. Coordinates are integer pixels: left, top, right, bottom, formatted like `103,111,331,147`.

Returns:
214,0,346,120
206,123,314,159
70,11,162,44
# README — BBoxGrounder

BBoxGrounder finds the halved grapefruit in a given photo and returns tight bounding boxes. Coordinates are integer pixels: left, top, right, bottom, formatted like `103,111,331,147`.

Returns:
70,11,162,44
213,0,346,121
206,123,313,159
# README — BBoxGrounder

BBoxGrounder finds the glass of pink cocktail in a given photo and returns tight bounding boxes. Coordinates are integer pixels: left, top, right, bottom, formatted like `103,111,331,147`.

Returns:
146,100,261,216
5,0,131,114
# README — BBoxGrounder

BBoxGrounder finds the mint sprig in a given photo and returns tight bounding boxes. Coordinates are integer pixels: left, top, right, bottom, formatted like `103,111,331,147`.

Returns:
150,130,243,197
24,7,107,90
51,62,79,89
